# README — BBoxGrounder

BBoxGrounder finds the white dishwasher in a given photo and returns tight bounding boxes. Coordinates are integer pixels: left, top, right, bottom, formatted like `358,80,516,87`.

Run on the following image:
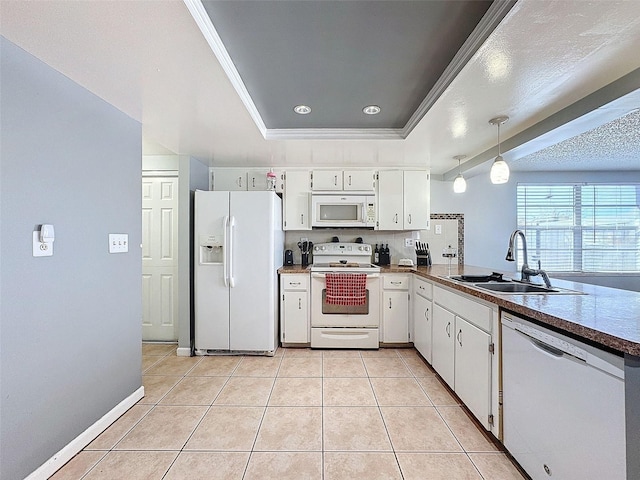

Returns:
502,313,626,480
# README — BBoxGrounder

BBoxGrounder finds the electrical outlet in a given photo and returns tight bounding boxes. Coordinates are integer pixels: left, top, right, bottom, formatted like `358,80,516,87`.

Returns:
109,234,129,253
404,238,414,247
435,224,442,235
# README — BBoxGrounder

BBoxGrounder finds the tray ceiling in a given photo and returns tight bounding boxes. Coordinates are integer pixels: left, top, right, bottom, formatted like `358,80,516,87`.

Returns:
199,0,497,135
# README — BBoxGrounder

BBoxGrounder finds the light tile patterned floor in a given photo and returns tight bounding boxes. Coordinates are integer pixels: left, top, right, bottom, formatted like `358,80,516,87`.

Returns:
50,344,527,480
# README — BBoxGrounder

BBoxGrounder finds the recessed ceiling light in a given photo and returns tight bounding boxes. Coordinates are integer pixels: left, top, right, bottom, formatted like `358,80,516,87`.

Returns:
293,105,311,115
363,105,381,115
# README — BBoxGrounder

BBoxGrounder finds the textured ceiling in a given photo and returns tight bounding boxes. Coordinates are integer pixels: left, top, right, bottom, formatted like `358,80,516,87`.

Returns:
513,109,640,172
201,0,493,131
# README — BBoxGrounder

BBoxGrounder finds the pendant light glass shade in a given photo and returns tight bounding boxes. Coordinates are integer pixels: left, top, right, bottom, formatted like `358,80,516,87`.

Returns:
452,155,467,193
489,116,510,185
490,155,509,184
453,173,467,193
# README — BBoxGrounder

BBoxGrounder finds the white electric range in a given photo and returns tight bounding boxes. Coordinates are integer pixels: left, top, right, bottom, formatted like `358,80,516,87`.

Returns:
309,243,380,349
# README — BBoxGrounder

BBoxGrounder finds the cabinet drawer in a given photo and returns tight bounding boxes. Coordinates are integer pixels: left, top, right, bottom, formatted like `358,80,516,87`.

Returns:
434,286,492,332
281,275,309,291
413,276,432,299
383,275,410,290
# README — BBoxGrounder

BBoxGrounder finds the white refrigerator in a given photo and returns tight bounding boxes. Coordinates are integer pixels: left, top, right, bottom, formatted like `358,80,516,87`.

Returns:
194,190,284,355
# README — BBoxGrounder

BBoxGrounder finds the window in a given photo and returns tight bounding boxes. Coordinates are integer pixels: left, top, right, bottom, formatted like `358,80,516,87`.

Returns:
516,184,640,273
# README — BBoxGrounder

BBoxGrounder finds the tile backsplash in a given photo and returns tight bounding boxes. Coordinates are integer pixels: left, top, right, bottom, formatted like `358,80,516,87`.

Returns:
284,213,464,266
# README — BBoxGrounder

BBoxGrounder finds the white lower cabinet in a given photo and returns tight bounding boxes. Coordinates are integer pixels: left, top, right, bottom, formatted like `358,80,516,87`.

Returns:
280,274,309,344
382,274,410,343
454,317,491,428
432,303,455,388
412,277,433,362
433,285,495,430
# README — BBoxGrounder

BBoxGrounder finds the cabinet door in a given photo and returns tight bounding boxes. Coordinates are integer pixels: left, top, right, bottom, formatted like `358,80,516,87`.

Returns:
312,170,342,190
454,316,491,429
284,171,311,230
344,170,375,191
281,291,309,343
377,170,403,230
247,169,270,191
432,303,455,388
403,170,430,229
211,169,247,191
413,294,432,363
382,290,409,343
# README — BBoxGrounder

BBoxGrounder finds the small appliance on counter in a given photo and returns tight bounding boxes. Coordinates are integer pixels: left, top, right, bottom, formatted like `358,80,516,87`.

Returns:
284,249,294,266
373,244,391,266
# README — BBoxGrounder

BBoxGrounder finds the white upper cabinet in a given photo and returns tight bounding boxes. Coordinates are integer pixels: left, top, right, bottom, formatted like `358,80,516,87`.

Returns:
312,170,342,190
403,170,430,230
376,170,430,230
311,169,375,191
211,168,247,191
343,170,375,191
377,170,404,230
283,170,311,231
247,169,270,191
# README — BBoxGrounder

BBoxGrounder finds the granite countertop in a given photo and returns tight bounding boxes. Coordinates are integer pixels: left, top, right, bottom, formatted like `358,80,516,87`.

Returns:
278,265,311,274
279,263,640,356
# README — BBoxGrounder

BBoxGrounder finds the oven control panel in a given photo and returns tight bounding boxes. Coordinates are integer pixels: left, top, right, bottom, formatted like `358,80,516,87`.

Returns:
313,242,371,256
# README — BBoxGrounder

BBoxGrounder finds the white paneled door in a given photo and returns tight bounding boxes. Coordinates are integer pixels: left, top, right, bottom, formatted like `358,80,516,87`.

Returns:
142,176,179,341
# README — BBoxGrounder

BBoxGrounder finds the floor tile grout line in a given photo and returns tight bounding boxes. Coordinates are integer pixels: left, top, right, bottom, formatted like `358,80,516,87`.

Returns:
76,449,109,480
366,371,406,480
242,353,283,480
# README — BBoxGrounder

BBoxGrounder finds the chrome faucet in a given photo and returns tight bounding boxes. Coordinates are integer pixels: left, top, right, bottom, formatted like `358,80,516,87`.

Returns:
505,229,552,288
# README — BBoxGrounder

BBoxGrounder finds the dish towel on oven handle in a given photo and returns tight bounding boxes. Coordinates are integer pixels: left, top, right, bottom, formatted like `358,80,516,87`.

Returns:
325,273,367,306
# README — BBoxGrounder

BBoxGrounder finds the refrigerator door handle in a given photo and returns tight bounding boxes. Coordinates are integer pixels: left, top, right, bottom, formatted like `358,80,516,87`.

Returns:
229,216,236,288
222,215,229,287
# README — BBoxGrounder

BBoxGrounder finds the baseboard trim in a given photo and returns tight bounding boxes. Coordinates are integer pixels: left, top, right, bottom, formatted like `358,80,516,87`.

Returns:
25,386,144,480
176,347,191,357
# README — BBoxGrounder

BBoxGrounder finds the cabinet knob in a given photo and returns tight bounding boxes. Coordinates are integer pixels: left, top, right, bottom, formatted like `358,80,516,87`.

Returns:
298,298,302,309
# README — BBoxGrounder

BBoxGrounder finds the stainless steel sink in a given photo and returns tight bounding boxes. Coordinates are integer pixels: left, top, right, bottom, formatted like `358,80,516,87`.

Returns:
473,282,585,295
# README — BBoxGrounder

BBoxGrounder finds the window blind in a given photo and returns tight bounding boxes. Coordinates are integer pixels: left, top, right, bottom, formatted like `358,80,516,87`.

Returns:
516,183,640,273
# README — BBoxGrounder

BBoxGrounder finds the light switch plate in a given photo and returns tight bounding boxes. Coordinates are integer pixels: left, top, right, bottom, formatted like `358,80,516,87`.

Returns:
109,234,129,253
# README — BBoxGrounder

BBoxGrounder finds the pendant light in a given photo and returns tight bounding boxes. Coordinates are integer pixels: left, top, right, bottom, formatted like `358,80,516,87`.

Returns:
452,155,467,193
488,116,510,184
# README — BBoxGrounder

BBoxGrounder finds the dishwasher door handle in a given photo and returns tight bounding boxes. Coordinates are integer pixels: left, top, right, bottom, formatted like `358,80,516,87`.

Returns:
530,338,565,357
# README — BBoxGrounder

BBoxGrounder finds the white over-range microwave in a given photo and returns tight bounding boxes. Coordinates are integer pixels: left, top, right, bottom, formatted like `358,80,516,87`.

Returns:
311,194,376,228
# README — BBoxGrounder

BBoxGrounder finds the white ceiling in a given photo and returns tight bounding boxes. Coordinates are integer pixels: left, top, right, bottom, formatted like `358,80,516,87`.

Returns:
1,0,640,178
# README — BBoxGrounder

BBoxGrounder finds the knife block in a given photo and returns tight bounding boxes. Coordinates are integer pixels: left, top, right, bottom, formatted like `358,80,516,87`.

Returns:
416,255,431,266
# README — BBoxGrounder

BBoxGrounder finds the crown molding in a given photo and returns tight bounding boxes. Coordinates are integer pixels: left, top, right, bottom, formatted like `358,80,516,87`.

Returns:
186,0,515,141
183,0,267,137
402,0,518,138
264,128,404,140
